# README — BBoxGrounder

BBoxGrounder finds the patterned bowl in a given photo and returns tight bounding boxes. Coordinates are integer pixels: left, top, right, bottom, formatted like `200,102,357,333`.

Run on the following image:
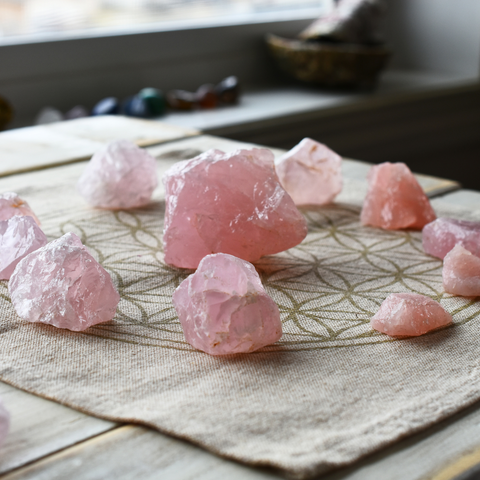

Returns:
266,34,391,88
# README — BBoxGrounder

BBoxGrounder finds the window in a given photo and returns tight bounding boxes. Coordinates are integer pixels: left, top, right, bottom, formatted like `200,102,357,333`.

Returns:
0,0,331,44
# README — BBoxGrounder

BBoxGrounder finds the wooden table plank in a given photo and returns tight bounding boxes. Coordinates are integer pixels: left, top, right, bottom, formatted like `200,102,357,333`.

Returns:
0,116,199,178
0,382,118,475
1,425,278,480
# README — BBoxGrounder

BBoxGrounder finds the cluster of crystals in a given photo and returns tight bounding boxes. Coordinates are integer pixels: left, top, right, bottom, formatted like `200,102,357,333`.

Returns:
361,162,436,230
77,140,158,209
275,138,343,206
173,253,282,355
0,397,9,449
9,233,120,331
371,293,452,337
299,0,386,45
163,147,308,269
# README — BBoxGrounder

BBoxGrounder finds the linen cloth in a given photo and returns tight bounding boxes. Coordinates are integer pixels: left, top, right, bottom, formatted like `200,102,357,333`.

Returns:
1,137,479,478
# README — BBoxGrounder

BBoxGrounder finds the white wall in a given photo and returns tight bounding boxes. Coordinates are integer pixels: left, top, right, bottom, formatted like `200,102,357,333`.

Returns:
384,0,480,76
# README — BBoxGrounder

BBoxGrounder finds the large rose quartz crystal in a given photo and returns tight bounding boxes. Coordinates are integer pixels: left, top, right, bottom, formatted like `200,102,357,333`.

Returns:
371,293,452,337
77,140,158,209
423,218,480,260
0,192,40,225
9,232,120,331
0,215,48,280
0,397,9,449
443,245,480,297
163,148,308,269
173,253,282,355
275,138,343,206
361,162,436,230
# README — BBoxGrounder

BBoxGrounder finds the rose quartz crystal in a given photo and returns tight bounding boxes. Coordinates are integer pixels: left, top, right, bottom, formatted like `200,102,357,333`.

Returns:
163,148,308,269
275,138,343,205
9,232,120,331
361,162,436,230
0,397,9,449
0,192,40,225
423,218,480,260
371,293,452,336
173,253,282,355
77,140,158,209
443,244,480,297
0,216,48,280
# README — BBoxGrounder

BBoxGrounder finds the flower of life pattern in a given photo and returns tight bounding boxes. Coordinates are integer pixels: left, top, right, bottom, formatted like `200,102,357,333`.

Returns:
2,204,479,352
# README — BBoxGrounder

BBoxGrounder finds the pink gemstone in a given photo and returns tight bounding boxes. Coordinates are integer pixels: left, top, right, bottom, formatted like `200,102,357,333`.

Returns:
9,232,120,331
163,148,308,269
0,397,9,449
371,293,452,336
275,138,343,205
173,253,282,355
443,244,480,297
77,140,158,209
423,218,480,259
0,192,41,225
0,216,48,280
361,162,436,230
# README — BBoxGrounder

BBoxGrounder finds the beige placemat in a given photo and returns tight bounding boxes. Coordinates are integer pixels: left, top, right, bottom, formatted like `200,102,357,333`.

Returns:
0,140,478,479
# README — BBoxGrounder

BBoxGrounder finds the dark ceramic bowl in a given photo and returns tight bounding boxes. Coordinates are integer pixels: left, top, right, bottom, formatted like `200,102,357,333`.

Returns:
266,34,391,88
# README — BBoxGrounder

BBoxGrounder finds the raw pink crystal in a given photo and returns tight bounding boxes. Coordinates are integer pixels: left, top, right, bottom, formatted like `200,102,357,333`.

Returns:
0,192,40,225
0,216,48,280
163,148,308,269
9,232,120,331
423,218,480,260
443,244,480,297
173,253,282,355
0,397,9,449
77,140,158,209
275,138,343,205
361,162,436,230
371,293,452,336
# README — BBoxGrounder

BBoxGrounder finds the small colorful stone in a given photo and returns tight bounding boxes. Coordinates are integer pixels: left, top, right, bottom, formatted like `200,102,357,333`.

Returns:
361,162,436,230
9,232,120,331
275,137,343,206
0,192,41,225
122,95,149,118
173,253,282,355
163,148,308,269
65,105,89,120
77,140,158,209
443,244,480,297
35,107,63,125
91,97,120,116
0,397,9,449
215,76,240,104
371,293,452,337
166,90,197,110
0,216,48,280
138,87,167,116
423,217,480,260
196,84,217,109
0,95,13,131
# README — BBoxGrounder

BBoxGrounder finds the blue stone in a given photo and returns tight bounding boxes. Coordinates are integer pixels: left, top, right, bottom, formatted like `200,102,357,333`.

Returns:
122,95,149,118
91,97,120,116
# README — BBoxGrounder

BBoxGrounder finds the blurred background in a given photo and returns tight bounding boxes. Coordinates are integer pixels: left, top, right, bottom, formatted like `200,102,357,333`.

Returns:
0,0,479,188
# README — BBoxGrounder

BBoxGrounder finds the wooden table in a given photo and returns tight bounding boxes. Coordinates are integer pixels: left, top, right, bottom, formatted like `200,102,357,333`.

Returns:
1,117,479,480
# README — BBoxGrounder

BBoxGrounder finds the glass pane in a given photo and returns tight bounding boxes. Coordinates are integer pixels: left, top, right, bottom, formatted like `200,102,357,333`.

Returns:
0,0,330,42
